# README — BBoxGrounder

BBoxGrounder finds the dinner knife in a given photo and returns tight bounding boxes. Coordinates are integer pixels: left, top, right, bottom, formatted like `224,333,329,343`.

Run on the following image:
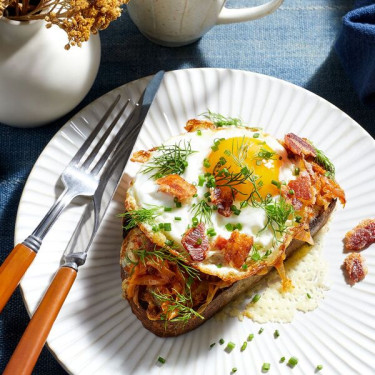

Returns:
3,70,165,375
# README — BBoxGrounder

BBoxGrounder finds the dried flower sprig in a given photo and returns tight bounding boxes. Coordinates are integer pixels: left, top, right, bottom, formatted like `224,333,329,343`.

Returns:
0,0,129,49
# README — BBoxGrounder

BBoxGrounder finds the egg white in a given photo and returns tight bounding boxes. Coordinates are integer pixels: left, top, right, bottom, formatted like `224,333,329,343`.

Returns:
127,127,296,279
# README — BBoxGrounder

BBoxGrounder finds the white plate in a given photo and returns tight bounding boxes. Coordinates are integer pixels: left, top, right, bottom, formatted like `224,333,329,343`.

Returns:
15,68,375,375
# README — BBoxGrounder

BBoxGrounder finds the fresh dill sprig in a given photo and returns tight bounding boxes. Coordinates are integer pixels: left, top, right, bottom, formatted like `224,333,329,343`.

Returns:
151,289,204,323
190,199,213,225
314,147,335,179
120,206,161,230
202,110,243,127
141,141,196,179
261,196,294,243
132,247,200,280
225,136,251,166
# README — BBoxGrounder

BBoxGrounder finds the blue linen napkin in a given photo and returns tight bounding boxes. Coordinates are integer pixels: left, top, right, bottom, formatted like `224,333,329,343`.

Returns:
335,0,375,108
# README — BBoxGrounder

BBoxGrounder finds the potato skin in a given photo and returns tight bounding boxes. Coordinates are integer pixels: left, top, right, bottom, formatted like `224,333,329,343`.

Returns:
120,201,336,337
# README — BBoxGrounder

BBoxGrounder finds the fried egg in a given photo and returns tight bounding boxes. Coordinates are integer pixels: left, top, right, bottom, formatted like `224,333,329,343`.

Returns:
126,126,298,282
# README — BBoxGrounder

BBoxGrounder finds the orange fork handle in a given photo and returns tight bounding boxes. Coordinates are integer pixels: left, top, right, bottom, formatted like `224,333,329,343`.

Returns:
3,266,77,375
0,243,37,313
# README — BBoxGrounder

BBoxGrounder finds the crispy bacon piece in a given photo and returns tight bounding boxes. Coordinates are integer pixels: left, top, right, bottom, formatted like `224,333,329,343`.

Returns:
343,252,368,284
288,173,314,203
181,223,209,261
156,174,197,202
185,119,215,132
344,219,375,251
210,187,233,217
131,150,152,163
284,133,316,158
216,231,253,269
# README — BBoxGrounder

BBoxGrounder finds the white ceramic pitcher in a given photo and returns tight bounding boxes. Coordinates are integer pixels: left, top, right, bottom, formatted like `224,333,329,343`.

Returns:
127,0,284,47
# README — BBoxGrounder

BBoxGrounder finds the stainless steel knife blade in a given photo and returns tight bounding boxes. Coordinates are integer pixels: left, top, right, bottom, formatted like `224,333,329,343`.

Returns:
62,71,165,269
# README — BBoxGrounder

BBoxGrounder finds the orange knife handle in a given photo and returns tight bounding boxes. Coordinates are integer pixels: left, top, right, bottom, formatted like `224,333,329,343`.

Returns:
3,266,77,375
0,243,37,313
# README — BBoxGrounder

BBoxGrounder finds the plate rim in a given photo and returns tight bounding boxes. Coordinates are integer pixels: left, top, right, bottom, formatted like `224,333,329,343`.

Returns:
14,67,375,374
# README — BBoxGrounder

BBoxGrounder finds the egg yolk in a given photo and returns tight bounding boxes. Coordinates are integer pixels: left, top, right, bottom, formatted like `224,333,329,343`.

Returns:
205,137,282,200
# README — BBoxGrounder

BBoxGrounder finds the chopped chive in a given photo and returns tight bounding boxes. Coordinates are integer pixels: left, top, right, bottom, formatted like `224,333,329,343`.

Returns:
316,365,323,371
174,217,182,221
203,159,211,168
253,133,260,138
176,201,182,208
164,207,172,212
231,368,237,374
192,217,198,226
247,334,254,341
258,328,264,334
242,264,248,270
251,294,261,303
225,342,236,352
197,130,202,136
262,363,270,372
163,223,172,231
271,180,281,189
165,239,174,246
211,145,219,151
204,191,211,198
196,238,202,245
157,356,166,364
207,228,217,237
280,357,285,363
159,223,164,229
256,160,262,166
193,193,198,198
152,225,159,232
240,341,247,351
234,223,243,230
289,189,295,195
230,205,241,216
294,167,300,176
274,330,280,338
225,223,233,231
212,204,218,210
216,263,222,268
219,338,225,345
287,356,299,368
209,343,216,349
198,174,205,186
307,293,312,299
219,157,226,165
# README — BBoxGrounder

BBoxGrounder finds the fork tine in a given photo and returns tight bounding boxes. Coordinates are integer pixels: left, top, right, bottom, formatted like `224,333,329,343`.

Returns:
80,99,130,171
70,95,121,165
90,102,139,176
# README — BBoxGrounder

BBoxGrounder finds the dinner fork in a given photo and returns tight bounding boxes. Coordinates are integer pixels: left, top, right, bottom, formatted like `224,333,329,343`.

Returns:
0,94,137,312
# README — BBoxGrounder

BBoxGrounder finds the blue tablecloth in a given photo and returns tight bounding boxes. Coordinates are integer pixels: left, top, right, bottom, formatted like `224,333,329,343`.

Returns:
1,0,374,373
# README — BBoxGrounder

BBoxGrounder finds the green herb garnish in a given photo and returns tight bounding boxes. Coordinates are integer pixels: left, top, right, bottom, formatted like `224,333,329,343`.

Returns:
316,364,323,371
251,294,261,303
190,199,213,225
314,146,335,179
240,341,247,351
120,206,161,230
225,342,236,352
202,110,243,127
247,333,254,341
287,356,299,368
151,289,204,323
274,330,280,338
262,363,270,372
157,356,166,364
141,141,196,179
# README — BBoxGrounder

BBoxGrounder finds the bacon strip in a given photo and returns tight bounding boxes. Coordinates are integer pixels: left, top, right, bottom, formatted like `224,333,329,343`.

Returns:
156,174,197,202
288,173,313,202
345,219,375,251
181,223,209,261
284,133,316,158
215,231,253,269
343,252,368,284
210,187,233,217
185,119,215,132
131,150,152,163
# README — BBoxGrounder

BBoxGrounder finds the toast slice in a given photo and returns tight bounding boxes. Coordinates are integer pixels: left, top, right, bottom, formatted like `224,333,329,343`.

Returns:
120,200,336,337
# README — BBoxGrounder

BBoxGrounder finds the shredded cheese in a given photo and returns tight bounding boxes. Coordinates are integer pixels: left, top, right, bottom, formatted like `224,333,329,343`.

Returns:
216,223,330,323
